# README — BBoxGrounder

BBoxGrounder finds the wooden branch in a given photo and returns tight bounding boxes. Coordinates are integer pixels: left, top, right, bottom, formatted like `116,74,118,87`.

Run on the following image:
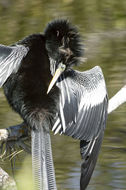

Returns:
0,129,8,141
108,85,126,114
0,167,17,190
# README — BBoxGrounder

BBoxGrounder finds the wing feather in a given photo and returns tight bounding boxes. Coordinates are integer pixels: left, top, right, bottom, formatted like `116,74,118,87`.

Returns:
53,66,108,141
52,66,108,155
0,44,29,87
52,66,108,189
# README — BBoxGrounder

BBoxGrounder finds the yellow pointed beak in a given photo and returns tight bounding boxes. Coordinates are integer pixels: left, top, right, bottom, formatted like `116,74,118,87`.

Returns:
47,63,66,94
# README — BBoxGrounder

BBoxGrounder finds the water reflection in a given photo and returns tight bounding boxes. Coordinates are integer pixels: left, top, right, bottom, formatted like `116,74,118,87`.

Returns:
0,0,126,189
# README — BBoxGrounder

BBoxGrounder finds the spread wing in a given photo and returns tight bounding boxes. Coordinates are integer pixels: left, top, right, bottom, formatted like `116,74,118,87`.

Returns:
52,66,108,189
0,44,29,87
52,66,108,140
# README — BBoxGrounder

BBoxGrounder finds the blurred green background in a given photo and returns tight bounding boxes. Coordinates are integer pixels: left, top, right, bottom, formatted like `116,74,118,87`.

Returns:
0,0,126,189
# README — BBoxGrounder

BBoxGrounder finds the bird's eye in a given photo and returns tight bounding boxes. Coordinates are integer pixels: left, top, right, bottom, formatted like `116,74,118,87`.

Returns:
60,63,66,70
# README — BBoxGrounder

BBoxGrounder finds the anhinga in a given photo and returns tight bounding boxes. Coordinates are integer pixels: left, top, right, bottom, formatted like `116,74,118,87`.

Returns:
0,19,109,190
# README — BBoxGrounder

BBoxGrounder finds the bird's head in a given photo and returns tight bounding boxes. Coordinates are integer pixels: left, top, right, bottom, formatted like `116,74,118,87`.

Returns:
44,19,84,93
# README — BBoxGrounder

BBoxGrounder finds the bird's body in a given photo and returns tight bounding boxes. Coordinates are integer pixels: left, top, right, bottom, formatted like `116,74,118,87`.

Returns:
0,19,108,190
3,34,58,131
3,33,59,189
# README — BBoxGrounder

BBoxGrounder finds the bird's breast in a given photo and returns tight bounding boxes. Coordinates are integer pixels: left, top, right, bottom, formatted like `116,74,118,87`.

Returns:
3,68,60,121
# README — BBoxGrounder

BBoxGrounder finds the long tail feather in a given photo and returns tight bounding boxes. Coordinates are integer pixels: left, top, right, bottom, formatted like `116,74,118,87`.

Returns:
45,133,57,190
31,127,57,190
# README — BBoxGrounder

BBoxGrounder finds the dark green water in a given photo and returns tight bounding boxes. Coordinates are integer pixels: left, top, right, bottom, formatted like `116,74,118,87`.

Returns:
0,0,126,189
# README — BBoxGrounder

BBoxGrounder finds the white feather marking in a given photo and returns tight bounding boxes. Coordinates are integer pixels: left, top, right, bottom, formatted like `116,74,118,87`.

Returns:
78,91,90,112
59,97,66,132
74,114,77,123
63,76,70,104
60,76,65,107
52,118,60,131
79,79,106,112
89,139,96,154
54,124,62,135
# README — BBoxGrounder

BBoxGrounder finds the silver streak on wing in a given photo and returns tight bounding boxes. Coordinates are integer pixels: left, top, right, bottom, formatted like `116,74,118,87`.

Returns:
52,66,108,141
0,44,29,87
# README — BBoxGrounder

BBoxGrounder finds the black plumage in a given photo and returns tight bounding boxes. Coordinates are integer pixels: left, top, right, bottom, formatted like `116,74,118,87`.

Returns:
0,19,108,190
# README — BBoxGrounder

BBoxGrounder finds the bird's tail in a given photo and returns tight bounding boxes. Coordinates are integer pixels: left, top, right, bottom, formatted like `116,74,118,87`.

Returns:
32,127,57,190
80,131,104,190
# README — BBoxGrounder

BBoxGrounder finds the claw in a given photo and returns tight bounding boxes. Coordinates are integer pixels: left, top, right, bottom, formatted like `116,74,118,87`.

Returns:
0,123,31,175
0,123,31,162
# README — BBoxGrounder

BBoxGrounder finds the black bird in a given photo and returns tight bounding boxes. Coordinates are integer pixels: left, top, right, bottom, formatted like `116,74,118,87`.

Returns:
0,19,108,190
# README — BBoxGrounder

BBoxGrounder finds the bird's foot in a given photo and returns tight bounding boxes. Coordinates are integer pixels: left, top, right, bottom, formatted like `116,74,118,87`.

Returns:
0,123,31,161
